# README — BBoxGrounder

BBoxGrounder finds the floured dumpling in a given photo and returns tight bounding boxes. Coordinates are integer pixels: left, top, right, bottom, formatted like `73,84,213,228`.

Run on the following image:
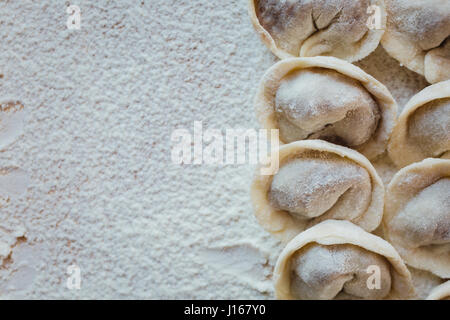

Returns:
384,158,450,278
409,267,445,300
427,281,450,300
251,140,384,241
255,56,397,160
382,0,450,84
249,0,386,62
389,80,450,168
274,220,415,300
290,244,392,300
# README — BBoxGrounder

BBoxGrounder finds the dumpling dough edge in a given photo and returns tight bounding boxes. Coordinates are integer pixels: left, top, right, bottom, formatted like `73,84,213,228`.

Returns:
384,158,450,278
254,56,398,160
388,80,450,168
248,0,387,62
426,281,450,300
251,139,385,242
381,0,450,84
274,220,416,300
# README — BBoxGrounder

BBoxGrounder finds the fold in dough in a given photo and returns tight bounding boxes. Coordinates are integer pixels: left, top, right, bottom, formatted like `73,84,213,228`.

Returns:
384,158,450,278
274,220,416,300
389,80,450,168
382,0,450,83
251,140,384,242
249,0,386,62
254,56,397,160
409,267,444,300
427,281,450,300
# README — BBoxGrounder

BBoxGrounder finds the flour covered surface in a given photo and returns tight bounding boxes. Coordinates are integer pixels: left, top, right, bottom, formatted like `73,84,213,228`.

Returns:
0,0,444,300
0,101,25,151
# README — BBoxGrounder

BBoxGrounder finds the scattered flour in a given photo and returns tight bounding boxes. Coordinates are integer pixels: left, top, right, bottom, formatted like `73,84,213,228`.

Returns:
0,101,25,151
0,0,429,299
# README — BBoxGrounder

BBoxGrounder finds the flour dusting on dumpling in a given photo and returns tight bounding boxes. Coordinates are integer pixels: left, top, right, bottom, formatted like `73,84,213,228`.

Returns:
273,220,415,300
251,140,384,241
384,158,450,278
382,0,450,83
251,0,386,61
255,57,397,160
390,178,450,248
275,68,380,147
269,153,371,223
290,244,391,300
389,81,450,167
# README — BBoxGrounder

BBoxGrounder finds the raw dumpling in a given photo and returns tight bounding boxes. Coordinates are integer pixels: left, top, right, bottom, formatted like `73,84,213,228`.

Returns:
382,0,450,84
274,220,415,300
249,0,386,62
384,158,450,278
388,80,450,168
427,281,450,300
251,140,384,242
255,56,397,160
409,267,445,300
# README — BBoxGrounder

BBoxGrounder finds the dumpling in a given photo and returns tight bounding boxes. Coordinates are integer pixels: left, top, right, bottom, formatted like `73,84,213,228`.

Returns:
409,267,445,300
251,140,384,242
383,158,450,278
255,56,397,160
382,0,450,84
274,220,415,300
388,80,450,168
249,0,386,62
427,281,450,300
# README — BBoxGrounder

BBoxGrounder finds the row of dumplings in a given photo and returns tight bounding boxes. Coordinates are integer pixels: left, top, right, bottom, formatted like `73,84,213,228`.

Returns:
251,58,450,299
247,1,449,299
254,57,450,166
249,0,450,83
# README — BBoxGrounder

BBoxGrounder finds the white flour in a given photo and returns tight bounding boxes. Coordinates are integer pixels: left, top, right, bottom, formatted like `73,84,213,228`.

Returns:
0,0,427,299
